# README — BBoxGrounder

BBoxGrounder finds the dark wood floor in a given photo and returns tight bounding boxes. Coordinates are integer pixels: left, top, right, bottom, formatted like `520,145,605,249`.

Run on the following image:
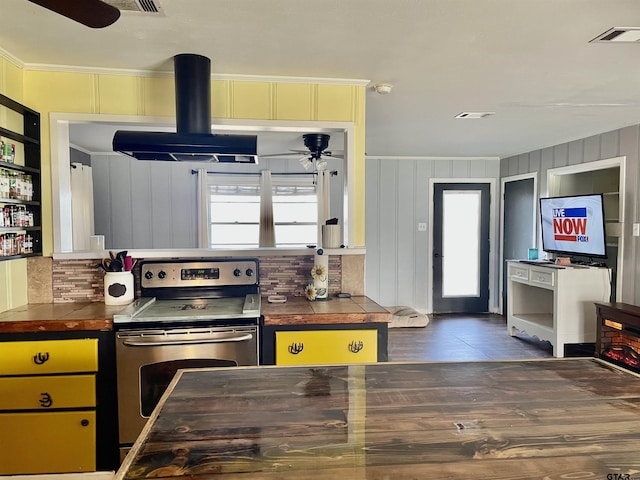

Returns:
388,313,554,362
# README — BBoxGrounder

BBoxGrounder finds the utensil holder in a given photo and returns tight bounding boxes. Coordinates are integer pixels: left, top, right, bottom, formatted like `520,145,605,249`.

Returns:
104,271,134,305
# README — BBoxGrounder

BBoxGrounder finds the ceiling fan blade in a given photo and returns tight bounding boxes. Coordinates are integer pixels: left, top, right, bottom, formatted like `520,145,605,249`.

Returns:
322,151,346,159
28,0,121,28
260,151,306,158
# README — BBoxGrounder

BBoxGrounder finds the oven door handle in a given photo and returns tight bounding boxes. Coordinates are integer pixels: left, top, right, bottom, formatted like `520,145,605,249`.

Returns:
122,333,254,346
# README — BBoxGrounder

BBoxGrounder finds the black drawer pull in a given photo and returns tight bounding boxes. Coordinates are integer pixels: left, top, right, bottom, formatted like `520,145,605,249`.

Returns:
288,342,304,355
39,392,53,408
348,341,364,354
81,419,90,427
33,352,50,365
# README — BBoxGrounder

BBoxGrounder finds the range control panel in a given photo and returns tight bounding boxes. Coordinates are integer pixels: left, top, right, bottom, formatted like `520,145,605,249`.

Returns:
140,259,259,289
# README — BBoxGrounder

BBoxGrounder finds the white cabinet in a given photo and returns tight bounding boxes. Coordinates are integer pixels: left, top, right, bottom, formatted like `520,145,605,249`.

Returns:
507,261,611,357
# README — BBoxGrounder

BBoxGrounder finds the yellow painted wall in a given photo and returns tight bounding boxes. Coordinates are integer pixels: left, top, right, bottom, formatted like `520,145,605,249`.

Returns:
1,54,366,311
23,70,366,257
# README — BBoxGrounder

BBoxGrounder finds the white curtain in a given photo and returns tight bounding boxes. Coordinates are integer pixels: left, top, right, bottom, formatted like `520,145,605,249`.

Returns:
259,170,275,247
70,163,94,251
196,168,210,248
317,170,331,246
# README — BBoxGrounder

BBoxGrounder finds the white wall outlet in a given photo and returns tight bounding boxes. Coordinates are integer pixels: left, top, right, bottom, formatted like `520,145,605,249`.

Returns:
633,223,640,237
417,222,427,232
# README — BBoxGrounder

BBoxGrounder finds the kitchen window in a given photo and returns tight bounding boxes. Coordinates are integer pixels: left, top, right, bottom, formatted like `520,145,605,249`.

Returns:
206,173,318,248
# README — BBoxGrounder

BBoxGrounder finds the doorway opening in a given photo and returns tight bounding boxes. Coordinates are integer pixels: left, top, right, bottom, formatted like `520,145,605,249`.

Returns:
499,173,537,315
432,182,491,313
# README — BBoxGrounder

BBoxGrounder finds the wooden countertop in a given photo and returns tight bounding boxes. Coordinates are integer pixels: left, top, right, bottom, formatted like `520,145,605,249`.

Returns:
0,295,390,333
261,295,390,326
0,302,125,333
117,358,640,480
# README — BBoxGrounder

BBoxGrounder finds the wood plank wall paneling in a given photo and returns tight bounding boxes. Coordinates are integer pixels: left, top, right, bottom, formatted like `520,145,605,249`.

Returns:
364,158,500,313
500,125,640,305
89,154,344,250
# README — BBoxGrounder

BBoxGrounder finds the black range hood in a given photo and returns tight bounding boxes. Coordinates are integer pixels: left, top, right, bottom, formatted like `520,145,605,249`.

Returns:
113,54,258,163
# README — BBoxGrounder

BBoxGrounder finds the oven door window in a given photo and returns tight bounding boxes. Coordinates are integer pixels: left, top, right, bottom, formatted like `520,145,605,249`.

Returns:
139,359,235,417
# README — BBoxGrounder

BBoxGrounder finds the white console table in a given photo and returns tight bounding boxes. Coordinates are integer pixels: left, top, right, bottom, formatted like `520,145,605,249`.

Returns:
507,261,611,357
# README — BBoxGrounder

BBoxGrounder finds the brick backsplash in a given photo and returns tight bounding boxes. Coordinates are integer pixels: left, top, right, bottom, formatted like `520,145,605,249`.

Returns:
602,329,640,353
52,259,104,303
51,255,343,302
259,255,342,297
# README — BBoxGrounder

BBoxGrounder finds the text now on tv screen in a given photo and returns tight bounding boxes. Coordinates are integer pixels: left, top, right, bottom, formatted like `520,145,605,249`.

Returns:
539,194,607,258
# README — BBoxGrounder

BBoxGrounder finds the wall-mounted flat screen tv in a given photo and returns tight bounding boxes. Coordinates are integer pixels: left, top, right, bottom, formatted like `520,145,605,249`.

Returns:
539,193,607,259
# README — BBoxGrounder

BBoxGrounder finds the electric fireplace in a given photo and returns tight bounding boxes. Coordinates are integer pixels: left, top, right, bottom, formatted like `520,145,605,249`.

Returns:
595,302,640,374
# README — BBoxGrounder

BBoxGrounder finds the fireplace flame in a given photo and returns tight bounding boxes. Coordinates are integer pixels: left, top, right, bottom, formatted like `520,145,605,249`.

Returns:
603,344,640,369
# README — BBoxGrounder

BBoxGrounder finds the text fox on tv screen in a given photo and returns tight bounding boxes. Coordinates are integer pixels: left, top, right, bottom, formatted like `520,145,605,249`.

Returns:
539,194,607,258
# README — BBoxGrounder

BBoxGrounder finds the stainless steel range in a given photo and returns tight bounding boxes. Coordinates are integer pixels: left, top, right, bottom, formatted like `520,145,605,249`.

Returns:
113,258,261,457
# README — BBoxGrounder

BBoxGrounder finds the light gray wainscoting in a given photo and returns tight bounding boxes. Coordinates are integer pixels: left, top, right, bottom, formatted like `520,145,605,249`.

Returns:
500,125,640,305
90,154,345,250
365,157,500,314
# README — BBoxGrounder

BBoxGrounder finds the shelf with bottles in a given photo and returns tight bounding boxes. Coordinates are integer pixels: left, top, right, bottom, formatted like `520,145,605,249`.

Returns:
0,134,39,176
0,168,37,203
1,204,38,229
0,231,38,259
0,93,40,259
0,94,40,168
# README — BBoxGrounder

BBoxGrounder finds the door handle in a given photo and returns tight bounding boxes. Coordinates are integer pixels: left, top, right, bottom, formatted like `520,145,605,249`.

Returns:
122,333,253,346
288,342,304,355
434,253,442,258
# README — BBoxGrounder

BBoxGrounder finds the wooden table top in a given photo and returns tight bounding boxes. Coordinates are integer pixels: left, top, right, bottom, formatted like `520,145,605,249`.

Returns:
117,358,640,480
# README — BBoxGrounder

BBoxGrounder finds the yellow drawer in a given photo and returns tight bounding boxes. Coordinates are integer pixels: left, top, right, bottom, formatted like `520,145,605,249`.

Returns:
276,329,378,365
0,338,98,375
529,268,555,287
0,374,96,410
0,410,96,474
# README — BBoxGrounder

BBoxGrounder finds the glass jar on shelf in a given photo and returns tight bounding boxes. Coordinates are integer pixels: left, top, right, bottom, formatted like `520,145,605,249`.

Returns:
0,169,9,198
1,140,15,163
23,234,33,254
8,171,17,199
25,174,33,201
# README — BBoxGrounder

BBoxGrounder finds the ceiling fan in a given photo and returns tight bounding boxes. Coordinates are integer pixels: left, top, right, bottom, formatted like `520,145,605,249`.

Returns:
28,0,121,28
261,133,344,171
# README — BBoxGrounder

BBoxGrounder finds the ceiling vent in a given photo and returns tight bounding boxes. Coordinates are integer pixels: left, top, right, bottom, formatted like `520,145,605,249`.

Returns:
590,27,640,43
455,112,495,119
103,0,163,14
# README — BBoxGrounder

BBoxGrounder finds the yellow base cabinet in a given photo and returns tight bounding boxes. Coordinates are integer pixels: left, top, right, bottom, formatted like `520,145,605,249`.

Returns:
0,337,100,475
0,411,96,474
0,374,96,410
0,338,98,375
276,329,378,365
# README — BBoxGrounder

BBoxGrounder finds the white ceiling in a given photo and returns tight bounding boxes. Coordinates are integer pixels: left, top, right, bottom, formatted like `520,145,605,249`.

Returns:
3,0,640,158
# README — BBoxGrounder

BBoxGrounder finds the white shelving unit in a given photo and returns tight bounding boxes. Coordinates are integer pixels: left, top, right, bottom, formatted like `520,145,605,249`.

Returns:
507,261,611,357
